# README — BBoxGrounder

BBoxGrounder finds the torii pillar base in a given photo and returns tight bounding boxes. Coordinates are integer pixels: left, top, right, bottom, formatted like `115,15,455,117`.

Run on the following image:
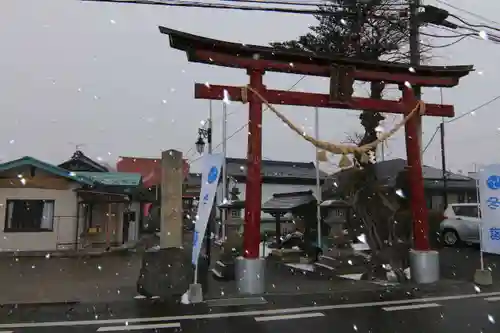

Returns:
409,250,440,284
235,257,266,294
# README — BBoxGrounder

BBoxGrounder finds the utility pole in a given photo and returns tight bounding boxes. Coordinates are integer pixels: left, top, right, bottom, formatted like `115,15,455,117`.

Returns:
409,0,421,84
439,122,448,208
439,88,448,209
355,2,363,56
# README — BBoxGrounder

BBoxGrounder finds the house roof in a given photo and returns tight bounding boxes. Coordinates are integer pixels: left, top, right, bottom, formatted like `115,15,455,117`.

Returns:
217,191,317,212
0,156,94,185
353,158,471,185
73,172,142,187
323,158,475,197
226,157,328,180
185,173,202,186
116,156,190,188
58,150,109,172
218,200,245,209
262,190,316,213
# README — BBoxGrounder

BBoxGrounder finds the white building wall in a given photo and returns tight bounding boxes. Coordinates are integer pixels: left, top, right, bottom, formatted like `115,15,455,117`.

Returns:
0,188,78,252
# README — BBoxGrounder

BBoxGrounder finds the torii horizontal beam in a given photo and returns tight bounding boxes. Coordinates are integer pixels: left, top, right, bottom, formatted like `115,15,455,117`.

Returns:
195,83,454,117
191,50,462,88
159,26,473,89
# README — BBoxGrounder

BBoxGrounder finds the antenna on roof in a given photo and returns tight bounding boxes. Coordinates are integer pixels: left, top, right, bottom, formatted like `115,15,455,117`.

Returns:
68,142,86,152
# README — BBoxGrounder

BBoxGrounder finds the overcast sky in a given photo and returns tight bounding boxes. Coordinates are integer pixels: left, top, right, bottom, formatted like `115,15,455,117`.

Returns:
0,0,499,174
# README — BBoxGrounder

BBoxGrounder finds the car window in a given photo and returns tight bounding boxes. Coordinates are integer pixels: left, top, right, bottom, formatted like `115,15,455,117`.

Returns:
452,205,479,218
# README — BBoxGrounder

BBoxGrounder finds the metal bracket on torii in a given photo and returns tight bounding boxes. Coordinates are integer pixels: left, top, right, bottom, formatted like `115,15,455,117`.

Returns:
159,26,473,265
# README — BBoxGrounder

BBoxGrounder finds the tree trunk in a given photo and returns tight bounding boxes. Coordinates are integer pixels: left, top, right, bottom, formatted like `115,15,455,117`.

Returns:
346,81,410,283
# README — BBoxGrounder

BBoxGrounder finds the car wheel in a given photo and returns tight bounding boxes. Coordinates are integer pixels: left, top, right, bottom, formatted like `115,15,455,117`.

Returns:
442,229,460,247
314,247,323,262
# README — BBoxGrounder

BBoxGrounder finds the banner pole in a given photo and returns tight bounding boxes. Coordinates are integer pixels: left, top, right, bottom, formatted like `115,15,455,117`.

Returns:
475,163,485,271
194,261,199,284
314,107,322,249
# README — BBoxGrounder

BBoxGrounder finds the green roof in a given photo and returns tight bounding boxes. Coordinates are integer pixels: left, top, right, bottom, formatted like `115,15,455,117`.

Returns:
74,172,142,187
0,156,94,185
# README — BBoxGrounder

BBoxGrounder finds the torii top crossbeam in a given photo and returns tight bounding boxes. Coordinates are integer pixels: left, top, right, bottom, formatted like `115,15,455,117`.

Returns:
160,26,472,118
159,26,471,85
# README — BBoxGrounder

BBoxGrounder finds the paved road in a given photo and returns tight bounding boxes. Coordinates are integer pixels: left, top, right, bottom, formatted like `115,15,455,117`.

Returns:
0,254,141,305
2,288,500,332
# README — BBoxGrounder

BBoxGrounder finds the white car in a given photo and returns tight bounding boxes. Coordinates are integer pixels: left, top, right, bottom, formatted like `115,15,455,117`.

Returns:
440,203,481,246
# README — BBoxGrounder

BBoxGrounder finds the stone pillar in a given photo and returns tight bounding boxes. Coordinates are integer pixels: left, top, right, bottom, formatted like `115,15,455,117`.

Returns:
160,149,183,248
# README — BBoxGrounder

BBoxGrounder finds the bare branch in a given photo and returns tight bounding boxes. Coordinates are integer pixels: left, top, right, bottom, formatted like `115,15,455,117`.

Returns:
343,131,364,145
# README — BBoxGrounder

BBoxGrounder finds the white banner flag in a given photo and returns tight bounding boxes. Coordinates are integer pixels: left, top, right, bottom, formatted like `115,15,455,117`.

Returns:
479,164,500,254
191,153,224,266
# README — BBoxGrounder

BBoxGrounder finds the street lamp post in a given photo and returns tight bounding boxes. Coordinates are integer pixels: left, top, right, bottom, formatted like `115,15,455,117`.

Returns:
195,102,214,267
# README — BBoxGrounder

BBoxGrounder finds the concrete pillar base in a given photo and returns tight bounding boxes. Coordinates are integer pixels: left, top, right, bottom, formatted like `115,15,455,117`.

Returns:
188,283,203,304
235,257,266,294
409,249,440,284
474,269,493,286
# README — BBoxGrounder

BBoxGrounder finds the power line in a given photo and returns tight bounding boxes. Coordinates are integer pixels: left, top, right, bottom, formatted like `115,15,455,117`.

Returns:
448,13,500,33
428,24,494,44
420,30,476,38
218,0,331,7
444,94,500,124
423,94,500,153
422,126,440,153
81,0,407,15
419,4,500,44
420,35,468,48
81,0,348,15
429,22,500,44
434,0,500,27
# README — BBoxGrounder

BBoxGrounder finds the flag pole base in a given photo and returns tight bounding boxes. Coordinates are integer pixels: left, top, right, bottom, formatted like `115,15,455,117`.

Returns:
474,269,493,286
188,283,203,303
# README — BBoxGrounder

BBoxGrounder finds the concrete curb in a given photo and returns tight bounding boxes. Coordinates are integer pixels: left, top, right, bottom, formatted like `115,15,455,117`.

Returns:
0,246,135,258
0,300,81,307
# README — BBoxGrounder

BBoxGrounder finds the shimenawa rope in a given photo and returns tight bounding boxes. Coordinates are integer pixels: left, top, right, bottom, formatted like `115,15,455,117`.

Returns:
240,85,425,168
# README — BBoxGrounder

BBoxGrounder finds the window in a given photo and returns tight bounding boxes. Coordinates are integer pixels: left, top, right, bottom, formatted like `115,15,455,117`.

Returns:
230,209,241,218
452,205,479,218
467,192,478,203
431,195,444,210
4,200,55,232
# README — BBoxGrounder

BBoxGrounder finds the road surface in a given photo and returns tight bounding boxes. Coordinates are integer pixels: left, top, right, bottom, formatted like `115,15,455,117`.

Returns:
1,287,500,333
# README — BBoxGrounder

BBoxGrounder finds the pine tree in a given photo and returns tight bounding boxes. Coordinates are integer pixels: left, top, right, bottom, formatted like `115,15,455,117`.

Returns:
272,0,411,164
271,0,410,62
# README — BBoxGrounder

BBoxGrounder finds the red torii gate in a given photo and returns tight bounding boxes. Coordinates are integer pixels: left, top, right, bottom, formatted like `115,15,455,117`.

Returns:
159,27,473,292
